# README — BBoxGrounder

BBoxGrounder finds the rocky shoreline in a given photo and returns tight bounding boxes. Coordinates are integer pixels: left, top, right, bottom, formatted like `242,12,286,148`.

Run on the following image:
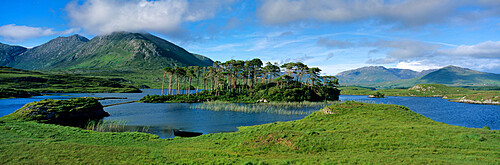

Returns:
450,99,500,105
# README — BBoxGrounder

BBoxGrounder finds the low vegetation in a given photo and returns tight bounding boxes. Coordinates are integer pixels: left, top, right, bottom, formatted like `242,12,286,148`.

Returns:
0,66,141,95
0,101,498,164
0,88,40,98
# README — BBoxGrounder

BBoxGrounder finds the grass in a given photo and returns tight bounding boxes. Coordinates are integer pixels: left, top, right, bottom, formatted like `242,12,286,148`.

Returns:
0,88,40,98
0,101,498,164
0,66,141,94
190,101,340,115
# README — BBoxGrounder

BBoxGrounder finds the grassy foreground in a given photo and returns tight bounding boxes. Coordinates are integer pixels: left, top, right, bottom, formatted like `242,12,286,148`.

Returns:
0,101,498,164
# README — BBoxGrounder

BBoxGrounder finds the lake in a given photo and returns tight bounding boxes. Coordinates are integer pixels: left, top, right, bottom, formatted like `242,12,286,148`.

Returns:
1,89,498,138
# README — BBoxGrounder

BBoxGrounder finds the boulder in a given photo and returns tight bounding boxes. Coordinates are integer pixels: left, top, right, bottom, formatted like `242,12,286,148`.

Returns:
6,97,109,126
256,98,269,103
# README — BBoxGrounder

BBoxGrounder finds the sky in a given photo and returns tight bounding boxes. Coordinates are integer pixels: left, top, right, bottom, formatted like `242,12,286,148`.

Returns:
1,0,500,75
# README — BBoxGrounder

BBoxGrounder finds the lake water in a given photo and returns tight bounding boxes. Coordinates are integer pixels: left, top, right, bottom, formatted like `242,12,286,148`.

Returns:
1,89,498,138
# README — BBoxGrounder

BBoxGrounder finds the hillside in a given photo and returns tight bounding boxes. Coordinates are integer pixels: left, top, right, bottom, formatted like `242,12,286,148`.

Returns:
0,32,214,88
8,35,90,70
0,101,498,164
335,66,431,85
420,66,500,86
381,66,500,88
0,66,140,93
0,43,26,66
336,65,500,88
3,32,213,71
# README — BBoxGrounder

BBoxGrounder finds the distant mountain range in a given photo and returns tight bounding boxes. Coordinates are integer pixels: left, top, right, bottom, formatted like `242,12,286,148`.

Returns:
0,32,213,71
336,66,500,88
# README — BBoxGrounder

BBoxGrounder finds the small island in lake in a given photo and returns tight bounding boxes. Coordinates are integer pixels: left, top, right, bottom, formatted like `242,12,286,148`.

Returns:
141,59,341,103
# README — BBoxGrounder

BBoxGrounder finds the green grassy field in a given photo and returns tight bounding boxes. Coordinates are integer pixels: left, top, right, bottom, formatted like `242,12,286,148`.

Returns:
1,101,498,164
0,66,140,94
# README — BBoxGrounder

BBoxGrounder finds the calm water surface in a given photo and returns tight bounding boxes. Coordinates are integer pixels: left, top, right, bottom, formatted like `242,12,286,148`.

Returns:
0,89,498,138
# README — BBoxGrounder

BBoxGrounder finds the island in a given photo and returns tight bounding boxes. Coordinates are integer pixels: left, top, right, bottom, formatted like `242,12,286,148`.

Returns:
141,59,341,103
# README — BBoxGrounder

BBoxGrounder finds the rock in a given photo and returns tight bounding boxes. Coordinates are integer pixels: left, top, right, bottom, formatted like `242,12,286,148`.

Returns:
6,97,109,126
256,98,269,103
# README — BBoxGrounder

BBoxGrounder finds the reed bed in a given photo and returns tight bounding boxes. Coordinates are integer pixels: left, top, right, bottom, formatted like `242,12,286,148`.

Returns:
190,101,340,115
85,120,149,133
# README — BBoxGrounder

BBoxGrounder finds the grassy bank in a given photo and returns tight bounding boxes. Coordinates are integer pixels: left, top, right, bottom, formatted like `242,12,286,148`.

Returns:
0,66,141,94
0,88,40,98
341,84,500,103
0,101,498,164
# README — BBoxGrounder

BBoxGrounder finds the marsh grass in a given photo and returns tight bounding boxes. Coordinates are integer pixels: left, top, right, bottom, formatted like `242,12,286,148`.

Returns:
190,101,340,115
85,120,149,133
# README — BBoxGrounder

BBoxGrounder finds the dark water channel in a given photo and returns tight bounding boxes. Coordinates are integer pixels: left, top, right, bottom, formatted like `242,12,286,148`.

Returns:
0,89,498,138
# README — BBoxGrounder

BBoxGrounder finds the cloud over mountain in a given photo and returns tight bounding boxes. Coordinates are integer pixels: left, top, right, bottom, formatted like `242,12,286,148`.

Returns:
0,24,77,42
65,0,234,35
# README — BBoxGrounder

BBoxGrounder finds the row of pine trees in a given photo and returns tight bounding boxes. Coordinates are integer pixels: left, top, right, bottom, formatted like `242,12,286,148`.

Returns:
160,58,338,96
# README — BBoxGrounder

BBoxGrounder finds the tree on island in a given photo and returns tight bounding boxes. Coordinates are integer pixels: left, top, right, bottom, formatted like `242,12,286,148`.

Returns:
142,58,341,103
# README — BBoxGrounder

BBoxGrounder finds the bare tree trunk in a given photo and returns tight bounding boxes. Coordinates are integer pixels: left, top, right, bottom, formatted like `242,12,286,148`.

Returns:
161,72,166,95
168,75,172,95
188,76,192,97
177,75,180,95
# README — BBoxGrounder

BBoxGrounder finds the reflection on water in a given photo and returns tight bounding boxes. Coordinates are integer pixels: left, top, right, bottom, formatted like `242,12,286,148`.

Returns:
103,102,305,138
1,89,498,138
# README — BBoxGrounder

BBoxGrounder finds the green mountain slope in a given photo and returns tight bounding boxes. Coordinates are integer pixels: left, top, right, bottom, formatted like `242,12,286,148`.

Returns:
8,35,89,70
335,66,430,85
381,66,500,88
0,32,214,88
420,66,500,86
0,43,27,66
47,32,212,70
2,32,213,71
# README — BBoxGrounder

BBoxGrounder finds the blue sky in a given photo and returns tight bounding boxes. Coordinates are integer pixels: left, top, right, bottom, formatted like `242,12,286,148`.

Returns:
1,0,500,75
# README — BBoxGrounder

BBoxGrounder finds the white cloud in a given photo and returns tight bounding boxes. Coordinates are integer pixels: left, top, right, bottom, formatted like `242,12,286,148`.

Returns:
0,24,78,42
257,0,499,28
437,41,500,58
396,61,442,71
321,63,372,75
66,0,234,35
365,40,441,64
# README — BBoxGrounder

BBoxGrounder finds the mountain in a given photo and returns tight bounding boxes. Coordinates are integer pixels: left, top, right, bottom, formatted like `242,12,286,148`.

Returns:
3,32,213,71
0,43,27,66
416,66,500,86
335,66,432,85
8,34,89,70
336,65,500,88
379,66,500,88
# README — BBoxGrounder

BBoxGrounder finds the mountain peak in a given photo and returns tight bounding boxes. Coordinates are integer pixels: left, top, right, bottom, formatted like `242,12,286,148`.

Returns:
95,31,151,41
442,65,469,70
51,34,89,43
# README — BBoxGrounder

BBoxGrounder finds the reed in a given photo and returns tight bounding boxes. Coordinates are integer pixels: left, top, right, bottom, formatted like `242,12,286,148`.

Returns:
85,120,150,133
190,101,340,115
